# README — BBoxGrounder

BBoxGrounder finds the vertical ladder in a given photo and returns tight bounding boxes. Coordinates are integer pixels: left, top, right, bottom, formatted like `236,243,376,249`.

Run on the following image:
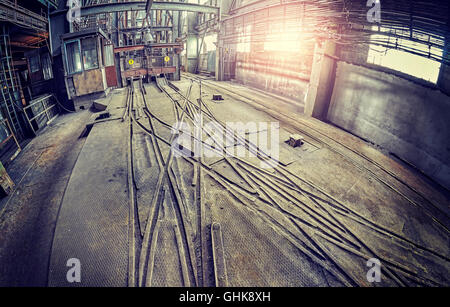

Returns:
0,24,24,139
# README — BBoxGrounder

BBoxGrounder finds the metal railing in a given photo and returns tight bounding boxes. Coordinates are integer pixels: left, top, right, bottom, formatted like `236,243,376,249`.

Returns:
23,94,59,135
0,0,48,31
0,117,21,162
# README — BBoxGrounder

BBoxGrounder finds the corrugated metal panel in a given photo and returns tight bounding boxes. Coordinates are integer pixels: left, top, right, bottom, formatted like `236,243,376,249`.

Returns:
268,21,283,33
254,21,266,33
222,0,313,98
284,3,303,19
254,8,268,21
285,19,301,31
235,16,244,26
243,12,254,24
225,20,234,35
268,6,284,18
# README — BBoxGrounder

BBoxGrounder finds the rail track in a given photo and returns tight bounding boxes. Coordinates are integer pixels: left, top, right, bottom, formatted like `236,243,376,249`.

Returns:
122,76,449,287
183,74,450,234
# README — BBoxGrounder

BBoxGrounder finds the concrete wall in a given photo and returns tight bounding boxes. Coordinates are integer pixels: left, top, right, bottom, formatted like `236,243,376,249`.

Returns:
234,51,310,100
327,62,450,189
438,63,450,95
437,37,450,95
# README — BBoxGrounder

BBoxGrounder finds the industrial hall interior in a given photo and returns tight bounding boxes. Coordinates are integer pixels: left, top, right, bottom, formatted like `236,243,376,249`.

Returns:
0,0,448,288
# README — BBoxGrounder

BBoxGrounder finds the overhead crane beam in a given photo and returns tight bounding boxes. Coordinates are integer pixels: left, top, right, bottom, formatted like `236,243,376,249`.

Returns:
79,1,220,17
120,26,173,33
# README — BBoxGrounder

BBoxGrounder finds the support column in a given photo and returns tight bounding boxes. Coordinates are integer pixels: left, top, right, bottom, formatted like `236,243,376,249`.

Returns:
49,0,70,57
186,13,198,73
437,38,450,96
215,43,221,81
112,1,123,87
304,40,338,120
49,1,72,109
173,11,181,80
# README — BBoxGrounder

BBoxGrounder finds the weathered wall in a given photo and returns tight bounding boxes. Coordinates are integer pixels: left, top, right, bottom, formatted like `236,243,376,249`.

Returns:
438,63,450,95
234,51,310,100
327,62,450,189
73,69,105,96
219,1,312,101
437,37,450,95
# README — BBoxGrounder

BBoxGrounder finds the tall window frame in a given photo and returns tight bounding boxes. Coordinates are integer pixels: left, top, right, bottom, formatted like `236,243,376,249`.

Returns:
64,39,82,75
64,36,100,75
103,43,115,67
29,54,40,73
41,53,54,80
81,37,99,71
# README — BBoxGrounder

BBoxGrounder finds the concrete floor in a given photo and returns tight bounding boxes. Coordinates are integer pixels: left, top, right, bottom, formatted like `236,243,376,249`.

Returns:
0,76,448,286
0,110,91,286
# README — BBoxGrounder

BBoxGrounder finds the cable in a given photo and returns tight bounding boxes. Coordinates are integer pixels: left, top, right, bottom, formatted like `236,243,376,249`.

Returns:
53,94,76,113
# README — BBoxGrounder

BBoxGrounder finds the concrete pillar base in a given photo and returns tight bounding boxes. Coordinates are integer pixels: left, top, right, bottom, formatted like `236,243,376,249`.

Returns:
304,40,337,120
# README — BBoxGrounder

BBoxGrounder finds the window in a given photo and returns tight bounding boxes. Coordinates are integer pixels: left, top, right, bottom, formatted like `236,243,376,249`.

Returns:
366,26,442,83
29,55,40,73
65,40,82,74
41,53,53,80
81,37,99,70
367,46,442,83
204,34,217,52
187,36,198,58
104,44,114,67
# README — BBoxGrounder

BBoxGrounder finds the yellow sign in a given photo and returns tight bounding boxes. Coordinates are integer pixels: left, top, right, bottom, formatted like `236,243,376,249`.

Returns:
128,59,134,65
164,56,170,63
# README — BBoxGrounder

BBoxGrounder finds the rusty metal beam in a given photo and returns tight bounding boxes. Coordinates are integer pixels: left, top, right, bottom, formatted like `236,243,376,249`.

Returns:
149,42,182,49
12,60,27,66
9,41,41,49
114,45,145,53
122,66,176,78
114,42,183,53
120,26,173,33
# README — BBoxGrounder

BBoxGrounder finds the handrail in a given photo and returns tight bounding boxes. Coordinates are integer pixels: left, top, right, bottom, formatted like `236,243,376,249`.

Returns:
0,0,48,23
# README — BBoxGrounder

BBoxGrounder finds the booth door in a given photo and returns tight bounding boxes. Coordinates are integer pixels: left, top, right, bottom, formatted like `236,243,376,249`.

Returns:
104,44,118,87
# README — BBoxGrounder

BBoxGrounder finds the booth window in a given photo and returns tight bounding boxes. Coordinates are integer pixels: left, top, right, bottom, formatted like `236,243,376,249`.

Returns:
65,40,82,74
29,55,40,73
41,53,53,80
81,37,99,70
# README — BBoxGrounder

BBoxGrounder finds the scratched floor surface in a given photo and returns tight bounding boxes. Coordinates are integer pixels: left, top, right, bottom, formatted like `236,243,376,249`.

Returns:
48,77,449,287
